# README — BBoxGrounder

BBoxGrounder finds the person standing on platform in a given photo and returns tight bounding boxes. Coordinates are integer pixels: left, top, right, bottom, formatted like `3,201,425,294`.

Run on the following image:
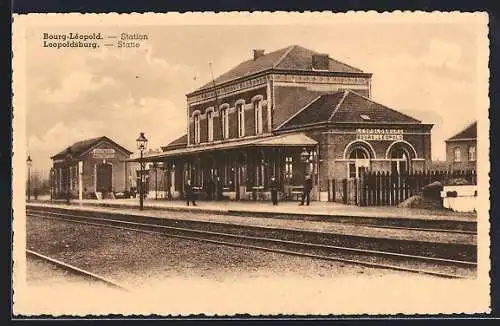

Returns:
299,175,313,206
185,179,197,206
270,176,279,206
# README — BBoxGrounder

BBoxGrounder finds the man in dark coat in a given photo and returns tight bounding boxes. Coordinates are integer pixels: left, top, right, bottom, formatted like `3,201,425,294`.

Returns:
269,176,279,206
185,179,197,206
299,175,313,206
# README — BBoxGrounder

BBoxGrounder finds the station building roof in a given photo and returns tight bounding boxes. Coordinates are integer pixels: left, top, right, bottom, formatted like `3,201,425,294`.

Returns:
127,133,317,162
277,90,423,131
50,136,132,160
191,45,369,94
161,134,188,151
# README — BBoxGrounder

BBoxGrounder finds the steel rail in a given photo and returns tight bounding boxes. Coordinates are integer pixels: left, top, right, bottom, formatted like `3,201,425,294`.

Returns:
348,223,476,235
27,209,476,279
26,249,131,292
27,209,475,267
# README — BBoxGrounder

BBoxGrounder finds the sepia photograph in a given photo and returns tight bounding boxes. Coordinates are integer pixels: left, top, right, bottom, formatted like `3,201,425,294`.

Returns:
12,11,490,316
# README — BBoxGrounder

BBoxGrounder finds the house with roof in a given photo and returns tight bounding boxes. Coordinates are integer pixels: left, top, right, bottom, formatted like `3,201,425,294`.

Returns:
50,136,134,199
136,45,433,201
445,121,477,171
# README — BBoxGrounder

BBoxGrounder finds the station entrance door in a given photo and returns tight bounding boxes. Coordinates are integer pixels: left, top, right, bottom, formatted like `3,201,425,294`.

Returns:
96,163,112,193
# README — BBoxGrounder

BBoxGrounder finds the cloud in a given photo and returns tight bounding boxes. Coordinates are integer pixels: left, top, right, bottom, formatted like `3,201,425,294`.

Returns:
26,120,104,172
42,71,117,104
28,120,104,154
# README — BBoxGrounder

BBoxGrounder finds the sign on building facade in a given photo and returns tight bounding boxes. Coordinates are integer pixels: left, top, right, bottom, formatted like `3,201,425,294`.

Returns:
356,128,404,141
93,148,116,159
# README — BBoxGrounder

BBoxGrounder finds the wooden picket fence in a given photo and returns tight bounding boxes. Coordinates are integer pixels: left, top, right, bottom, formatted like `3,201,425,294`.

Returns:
327,169,477,207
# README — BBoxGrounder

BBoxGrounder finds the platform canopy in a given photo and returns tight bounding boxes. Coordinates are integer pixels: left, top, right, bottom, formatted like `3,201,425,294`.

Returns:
126,132,317,162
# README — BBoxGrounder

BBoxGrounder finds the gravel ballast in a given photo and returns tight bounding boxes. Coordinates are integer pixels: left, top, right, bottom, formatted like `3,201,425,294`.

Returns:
22,215,480,316
27,215,418,289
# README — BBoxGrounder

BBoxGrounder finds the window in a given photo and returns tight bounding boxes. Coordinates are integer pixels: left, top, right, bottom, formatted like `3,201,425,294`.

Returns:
207,111,214,142
237,103,245,137
220,107,229,139
193,113,200,144
390,148,409,174
468,146,476,161
254,99,263,135
348,148,370,178
453,147,461,162
285,156,293,179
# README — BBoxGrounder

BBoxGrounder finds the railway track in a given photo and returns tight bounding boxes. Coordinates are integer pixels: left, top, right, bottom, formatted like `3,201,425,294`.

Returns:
26,249,130,292
27,206,477,279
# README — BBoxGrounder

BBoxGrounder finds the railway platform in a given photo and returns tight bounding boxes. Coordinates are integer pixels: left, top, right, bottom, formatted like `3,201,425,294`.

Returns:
37,198,476,222
27,199,477,245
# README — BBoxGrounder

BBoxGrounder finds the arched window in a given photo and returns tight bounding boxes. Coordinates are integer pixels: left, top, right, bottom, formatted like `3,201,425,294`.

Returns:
237,102,245,137
390,147,409,174
453,147,461,162
220,107,229,139
349,148,368,160
207,110,214,142
193,113,200,144
254,99,263,135
347,147,370,178
468,146,476,161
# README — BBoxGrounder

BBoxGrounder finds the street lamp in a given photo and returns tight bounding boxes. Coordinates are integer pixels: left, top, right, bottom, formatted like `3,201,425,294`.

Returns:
65,147,73,204
26,155,32,202
136,132,148,210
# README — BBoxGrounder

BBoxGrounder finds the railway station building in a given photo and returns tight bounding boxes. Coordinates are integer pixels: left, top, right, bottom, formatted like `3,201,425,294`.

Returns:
137,45,433,201
50,136,134,199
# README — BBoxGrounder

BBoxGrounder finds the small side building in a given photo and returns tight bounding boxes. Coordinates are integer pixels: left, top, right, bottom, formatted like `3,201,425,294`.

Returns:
50,136,134,199
445,121,477,171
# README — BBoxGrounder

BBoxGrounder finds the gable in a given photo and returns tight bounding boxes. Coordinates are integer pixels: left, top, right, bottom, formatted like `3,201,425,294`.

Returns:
51,136,132,160
272,86,330,129
79,139,132,158
332,91,421,123
278,90,422,130
278,91,346,130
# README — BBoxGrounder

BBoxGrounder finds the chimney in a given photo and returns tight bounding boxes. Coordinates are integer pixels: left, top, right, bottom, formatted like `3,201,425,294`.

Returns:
312,54,329,70
253,49,265,60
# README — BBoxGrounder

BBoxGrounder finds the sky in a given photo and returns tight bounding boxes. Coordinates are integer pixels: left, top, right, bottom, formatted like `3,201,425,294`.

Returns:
22,15,486,173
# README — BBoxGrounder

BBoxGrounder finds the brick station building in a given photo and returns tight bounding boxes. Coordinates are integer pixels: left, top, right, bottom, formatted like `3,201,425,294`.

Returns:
50,136,134,199
445,121,477,171
139,45,433,201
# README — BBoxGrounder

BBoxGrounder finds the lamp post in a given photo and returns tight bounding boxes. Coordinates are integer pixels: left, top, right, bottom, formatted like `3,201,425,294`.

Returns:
65,147,73,205
136,132,148,210
26,155,32,202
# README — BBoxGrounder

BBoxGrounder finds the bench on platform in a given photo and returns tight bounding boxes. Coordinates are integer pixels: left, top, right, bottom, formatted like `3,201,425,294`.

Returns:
249,186,265,201
287,185,304,201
